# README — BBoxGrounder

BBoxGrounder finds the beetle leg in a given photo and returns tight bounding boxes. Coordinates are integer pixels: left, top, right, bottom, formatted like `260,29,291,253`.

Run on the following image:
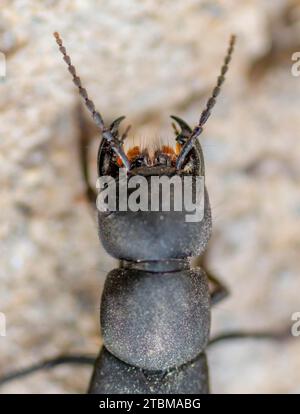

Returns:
77,105,97,207
195,253,229,306
209,328,291,347
0,355,95,386
207,272,229,306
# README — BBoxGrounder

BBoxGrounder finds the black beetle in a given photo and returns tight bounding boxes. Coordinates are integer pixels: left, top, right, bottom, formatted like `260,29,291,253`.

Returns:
53,32,235,393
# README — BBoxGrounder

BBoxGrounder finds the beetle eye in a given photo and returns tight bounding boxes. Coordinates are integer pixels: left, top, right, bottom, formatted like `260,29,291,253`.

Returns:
131,155,150,169
136,157,145,167
156,153,171,166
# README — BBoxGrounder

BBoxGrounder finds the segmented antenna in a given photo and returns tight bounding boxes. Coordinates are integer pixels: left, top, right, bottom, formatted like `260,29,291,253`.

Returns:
176,35,236,170
53,32,131,170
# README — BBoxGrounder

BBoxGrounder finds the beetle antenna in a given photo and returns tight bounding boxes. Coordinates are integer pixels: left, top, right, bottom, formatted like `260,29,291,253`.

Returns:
53,32,131,170
176,35,236,170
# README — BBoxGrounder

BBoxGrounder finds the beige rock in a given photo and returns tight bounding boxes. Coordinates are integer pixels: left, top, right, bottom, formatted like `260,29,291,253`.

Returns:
0,0,300,393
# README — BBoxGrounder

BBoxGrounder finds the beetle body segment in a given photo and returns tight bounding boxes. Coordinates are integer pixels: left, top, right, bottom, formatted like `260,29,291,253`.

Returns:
101,265,210,371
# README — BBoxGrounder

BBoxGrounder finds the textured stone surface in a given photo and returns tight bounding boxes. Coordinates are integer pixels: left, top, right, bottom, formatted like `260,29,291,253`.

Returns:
0,0,300,393
88,347,209,394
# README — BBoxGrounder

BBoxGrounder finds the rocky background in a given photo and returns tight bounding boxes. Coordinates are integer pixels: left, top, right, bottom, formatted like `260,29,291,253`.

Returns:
0,0,300,393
